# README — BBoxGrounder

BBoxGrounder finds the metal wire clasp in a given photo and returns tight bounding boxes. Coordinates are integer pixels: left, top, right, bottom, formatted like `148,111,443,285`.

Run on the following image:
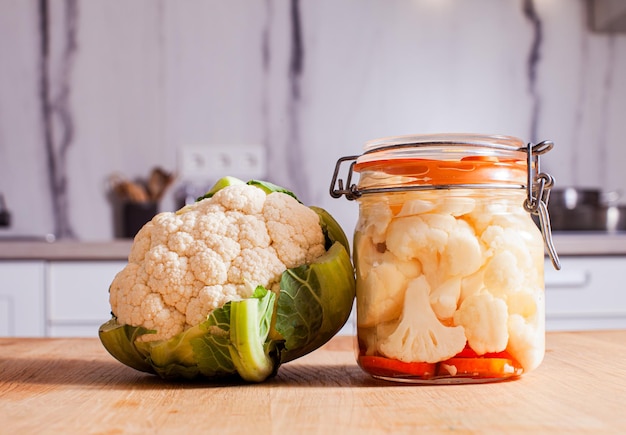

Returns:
330,155,360,200
330,141,561,270
523,141,561,270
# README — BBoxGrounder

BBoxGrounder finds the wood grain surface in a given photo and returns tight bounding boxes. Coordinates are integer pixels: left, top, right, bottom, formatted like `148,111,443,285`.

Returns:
1,331,625,434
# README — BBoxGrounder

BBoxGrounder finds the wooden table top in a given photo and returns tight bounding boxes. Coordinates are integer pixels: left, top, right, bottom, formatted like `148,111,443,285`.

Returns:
1,330,625,434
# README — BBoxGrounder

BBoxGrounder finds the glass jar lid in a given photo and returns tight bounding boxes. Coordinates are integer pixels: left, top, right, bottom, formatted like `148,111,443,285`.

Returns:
330,133,561,270
363,133,525,153
354,134,528,189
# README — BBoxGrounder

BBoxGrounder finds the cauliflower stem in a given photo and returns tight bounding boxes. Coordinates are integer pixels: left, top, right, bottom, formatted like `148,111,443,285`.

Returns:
228,288,277,382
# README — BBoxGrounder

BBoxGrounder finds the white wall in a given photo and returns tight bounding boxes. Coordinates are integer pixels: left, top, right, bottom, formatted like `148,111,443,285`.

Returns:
1,0,625,241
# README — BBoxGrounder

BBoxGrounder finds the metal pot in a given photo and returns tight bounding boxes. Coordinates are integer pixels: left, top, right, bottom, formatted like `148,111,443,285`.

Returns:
598,205,626,233
547,187,625,232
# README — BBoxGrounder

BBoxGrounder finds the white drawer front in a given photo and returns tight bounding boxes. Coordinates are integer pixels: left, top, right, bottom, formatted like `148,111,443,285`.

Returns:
0,261,46,336
545,256,626,331
47,261,126,323
0,296,11,335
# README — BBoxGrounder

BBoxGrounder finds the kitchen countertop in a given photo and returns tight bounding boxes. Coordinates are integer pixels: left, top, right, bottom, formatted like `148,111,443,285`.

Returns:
1,232,625,261
0,239,133,260
551,232,626,256
1,331,625,433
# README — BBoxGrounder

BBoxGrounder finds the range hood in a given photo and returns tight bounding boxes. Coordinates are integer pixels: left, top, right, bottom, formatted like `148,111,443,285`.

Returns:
589,0,626,33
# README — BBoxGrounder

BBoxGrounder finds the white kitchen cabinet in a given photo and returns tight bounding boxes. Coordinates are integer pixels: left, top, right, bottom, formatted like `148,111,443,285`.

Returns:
0,297,9,335
46,261,126,337
545,256,626,331
0,261,46,336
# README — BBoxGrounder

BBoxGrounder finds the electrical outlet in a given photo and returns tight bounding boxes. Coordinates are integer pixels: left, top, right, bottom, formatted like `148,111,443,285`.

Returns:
179,144,266,181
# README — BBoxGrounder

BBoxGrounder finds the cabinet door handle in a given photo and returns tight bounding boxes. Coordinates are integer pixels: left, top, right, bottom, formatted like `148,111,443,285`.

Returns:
545,270,590,288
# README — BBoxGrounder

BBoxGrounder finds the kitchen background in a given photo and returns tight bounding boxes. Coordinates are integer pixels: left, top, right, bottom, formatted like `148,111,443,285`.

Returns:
1,0,625,241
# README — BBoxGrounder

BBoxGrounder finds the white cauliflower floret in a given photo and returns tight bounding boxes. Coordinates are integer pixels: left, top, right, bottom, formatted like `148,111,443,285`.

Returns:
185,284,239,327
262,192,326,268
378,276,466,363
358,198,394,244
481,225,534,269
506,288,541,319
443,218,483,277
434,195,476,216
480,222,545,306
395,192,475,218
465,195,524,233
429,277,462,321
483,250,526,296
396,198,435,217
386,215,446,277
357,259,409,327
454,292,509,355
459,269,485,304
507,311,545,371
109,184,326,342
354,232,421,327
386,213,482,279
354,229,422,282
227,247,287,289
210,183,266,214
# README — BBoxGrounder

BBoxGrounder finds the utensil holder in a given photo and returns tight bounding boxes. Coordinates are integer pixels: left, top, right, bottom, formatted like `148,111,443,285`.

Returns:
122,201,157,238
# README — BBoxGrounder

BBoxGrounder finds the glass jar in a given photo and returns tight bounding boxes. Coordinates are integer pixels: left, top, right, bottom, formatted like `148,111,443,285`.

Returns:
331,134,560,384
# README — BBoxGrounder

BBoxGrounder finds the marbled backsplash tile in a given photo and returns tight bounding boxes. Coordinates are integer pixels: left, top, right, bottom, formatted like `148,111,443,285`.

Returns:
0,0,625,240
523,0,543,144
39,0,79,239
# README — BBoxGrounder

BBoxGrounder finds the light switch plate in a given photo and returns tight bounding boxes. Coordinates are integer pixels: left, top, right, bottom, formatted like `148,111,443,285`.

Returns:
179,144,266,181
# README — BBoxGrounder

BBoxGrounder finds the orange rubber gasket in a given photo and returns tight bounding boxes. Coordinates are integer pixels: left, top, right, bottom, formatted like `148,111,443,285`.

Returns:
353,156,528,186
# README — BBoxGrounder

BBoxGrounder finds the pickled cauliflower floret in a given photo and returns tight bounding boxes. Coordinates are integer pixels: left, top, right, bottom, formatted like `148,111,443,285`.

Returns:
454,292,509,355
386,213,482,280
109,183,326,342
355,232,421,327
378,276,467,363
429,277,462,321
507,310,545,371
359,199,393,244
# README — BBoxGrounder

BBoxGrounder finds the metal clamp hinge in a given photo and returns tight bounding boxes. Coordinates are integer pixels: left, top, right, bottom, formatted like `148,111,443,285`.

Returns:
330,155,360,200
523,141,561,270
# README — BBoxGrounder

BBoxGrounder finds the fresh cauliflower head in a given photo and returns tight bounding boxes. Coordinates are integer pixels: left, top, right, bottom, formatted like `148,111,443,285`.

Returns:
109,183,326,342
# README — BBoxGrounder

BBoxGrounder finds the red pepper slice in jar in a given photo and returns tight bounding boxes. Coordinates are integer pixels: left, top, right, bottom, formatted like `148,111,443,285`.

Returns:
358,355,436,378
438,357,523,378
453,344,514,359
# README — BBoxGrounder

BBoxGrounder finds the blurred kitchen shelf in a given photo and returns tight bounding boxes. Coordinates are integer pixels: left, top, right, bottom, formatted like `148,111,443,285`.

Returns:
1,233,625,261
0,240,133,261
552,232,626,256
